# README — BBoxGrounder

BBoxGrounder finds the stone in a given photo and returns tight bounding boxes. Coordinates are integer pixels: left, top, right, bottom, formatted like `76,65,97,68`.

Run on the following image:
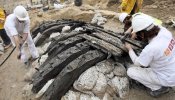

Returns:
92,73,107,98
113,63,127,77
108,76,129,99
106,72,114,79
91,12,107,25
39,54,48,65
61,90,81,100
79,94,100,100
91,18,98,24
62,26,71,33
37,12,43,17
54,3,65,9
91,96,101,100
80,94,91,100
74,27,84,32
97,17,107,25
73,67,98,91
95,60,114,74
50,32,60,39
102,93,113,100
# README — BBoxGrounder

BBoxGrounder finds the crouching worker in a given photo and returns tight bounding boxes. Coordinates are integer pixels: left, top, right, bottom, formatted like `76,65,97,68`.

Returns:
125,14,175,97
4,5,39,65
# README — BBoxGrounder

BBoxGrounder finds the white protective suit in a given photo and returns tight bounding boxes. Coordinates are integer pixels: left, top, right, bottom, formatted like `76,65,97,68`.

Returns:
127,26,175,91
4,14,39,62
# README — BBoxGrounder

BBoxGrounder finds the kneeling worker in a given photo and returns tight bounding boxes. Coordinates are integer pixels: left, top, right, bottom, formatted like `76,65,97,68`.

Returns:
125,14,175,97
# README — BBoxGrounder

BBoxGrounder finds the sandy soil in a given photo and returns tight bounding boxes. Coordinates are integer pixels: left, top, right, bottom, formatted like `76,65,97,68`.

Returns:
0,47,28,100
1,0,175,100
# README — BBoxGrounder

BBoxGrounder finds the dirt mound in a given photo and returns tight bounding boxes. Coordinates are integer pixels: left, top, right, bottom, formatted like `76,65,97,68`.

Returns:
29,4,119,33
83,0,119,9
29,6,95,32
48,6,95,22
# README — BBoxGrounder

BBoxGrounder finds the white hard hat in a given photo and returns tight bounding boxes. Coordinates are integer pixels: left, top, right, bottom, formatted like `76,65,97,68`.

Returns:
119,13,128,23
13,5,29,21
132,14,154,33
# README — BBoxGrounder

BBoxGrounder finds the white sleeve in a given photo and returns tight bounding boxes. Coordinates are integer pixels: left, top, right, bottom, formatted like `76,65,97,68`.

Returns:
137,47,154,67
125,27,133,34
5,20,18,36
23,19,30,33
129,49,142,66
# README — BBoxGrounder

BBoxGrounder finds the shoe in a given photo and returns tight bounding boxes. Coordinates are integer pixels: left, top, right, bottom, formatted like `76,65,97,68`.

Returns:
149,87,170,97
4,43,11,49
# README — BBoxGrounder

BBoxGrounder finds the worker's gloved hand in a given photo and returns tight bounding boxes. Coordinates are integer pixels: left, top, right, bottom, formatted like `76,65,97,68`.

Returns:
17,51,21,59
125,42,132,51
130,32,137,39
17,44,22,60
121,33,131,43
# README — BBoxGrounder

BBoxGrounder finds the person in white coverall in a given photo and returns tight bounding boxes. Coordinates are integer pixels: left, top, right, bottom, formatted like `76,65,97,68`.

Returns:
125,14,175,97
4,5,39,65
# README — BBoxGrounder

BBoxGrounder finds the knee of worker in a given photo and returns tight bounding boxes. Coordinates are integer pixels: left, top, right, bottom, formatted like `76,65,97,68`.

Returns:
127,67,140,80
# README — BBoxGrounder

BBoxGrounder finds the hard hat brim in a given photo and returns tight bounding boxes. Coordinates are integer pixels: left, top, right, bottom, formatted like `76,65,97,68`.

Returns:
16,16,29,21
119,13,128,23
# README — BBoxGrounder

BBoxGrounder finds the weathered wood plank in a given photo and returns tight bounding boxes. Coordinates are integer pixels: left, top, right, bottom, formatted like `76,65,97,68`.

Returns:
32,43,90,93
42,50,107,100
91,32,127,52
79,34,123,56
